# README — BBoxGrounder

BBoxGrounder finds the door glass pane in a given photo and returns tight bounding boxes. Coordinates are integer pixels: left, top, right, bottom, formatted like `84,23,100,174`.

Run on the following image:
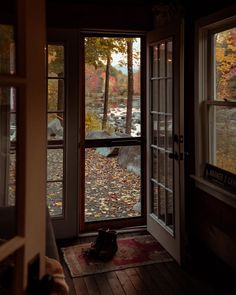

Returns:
47,182,63,216
48,79,64,111
85,37,141,138
47,149,63,181
48,45,64,77
158,150,165,185
167,41,172,77
0,87,17,242
152,45,158,77
159,80,165,112
166,154,173,190
159,43,166,77
167,114,173,150
151,113,158,146
47,113,64,140
158,115,165,149
85,146,141,222
167,191,174,229
167,79,172,113
152,182,158,216
0,24,15,74
151,80,158,112
152,147,158,180
159,186,166,223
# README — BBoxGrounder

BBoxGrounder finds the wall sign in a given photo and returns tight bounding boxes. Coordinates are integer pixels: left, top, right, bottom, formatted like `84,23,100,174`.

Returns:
204,163,236,193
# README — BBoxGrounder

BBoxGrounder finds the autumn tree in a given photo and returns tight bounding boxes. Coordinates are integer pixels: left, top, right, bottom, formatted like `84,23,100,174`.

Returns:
48,45,64,111
215,28,236,100
85,37,126,130
126,39,134,134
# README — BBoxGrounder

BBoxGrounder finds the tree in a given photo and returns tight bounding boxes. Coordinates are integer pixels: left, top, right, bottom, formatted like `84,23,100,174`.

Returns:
126,40,134,134
215,28,236,100
85,37,126,130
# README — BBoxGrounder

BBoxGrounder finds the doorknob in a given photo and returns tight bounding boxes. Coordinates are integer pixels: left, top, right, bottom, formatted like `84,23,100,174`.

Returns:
168,152,179,160
168,152,184,161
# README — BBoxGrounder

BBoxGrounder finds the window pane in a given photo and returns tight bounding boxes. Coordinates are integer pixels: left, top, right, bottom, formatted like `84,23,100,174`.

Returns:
211,106,236,174
47,149,63,181
48,45,64,77
85,146,141,222
47,113,64,140
85,37,141,138
47,182,63,216
214,28,236,101
48,79,64,111
0,24,15,74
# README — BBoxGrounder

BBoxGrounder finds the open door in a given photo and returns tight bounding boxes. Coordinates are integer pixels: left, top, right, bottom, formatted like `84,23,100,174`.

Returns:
0,0,47,292
147,19,185,264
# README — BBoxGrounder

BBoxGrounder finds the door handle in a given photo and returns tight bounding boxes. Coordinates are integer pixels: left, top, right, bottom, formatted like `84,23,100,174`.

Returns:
168,152,179,160
168,152,184,161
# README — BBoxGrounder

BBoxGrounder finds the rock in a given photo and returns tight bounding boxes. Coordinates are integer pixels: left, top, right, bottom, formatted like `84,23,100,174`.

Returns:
48,118,63,139
86,130,119,157
86,130,111,139
133,202,141,213
118,145,141,176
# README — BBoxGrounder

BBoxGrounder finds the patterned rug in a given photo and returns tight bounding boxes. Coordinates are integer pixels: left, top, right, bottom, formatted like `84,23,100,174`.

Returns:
61,235,173,277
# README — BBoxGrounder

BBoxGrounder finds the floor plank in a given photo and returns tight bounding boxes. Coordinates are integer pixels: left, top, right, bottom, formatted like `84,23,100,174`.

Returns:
73,277,89,295
125,268,150,295
116,269,138,295
84,275,100,295
106,272,126,295
94,273,113,295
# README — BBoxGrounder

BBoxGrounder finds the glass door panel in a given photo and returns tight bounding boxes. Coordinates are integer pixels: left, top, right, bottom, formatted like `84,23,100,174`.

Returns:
85,146,141,222
150,38,174,234
82,35,144,231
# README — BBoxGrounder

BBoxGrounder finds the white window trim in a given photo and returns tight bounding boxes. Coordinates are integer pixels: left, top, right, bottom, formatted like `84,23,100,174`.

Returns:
194,9,236,208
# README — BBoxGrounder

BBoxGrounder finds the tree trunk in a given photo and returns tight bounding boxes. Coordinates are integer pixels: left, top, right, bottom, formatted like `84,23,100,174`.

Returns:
126,40,133,135
102,55,110,130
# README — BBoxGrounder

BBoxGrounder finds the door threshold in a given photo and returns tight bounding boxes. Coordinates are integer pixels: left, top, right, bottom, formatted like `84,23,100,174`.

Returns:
78,225,147,238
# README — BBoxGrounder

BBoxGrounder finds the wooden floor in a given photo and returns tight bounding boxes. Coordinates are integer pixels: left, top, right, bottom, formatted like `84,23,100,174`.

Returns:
58,232,235,295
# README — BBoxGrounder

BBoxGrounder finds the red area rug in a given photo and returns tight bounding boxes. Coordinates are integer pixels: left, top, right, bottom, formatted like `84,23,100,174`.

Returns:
61,235,173,277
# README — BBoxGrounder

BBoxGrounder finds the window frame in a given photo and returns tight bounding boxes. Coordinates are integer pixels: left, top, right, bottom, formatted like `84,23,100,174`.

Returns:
194,10,236,208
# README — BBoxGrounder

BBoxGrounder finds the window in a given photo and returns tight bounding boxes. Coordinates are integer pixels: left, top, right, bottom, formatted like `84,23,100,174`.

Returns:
208,27,236,174
195,14,236,205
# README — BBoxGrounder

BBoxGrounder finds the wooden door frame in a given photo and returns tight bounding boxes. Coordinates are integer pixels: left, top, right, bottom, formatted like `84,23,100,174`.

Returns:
78,31,147,233
0,0,46,291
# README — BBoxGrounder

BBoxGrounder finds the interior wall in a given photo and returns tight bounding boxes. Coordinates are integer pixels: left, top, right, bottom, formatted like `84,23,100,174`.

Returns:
46,2,153,31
